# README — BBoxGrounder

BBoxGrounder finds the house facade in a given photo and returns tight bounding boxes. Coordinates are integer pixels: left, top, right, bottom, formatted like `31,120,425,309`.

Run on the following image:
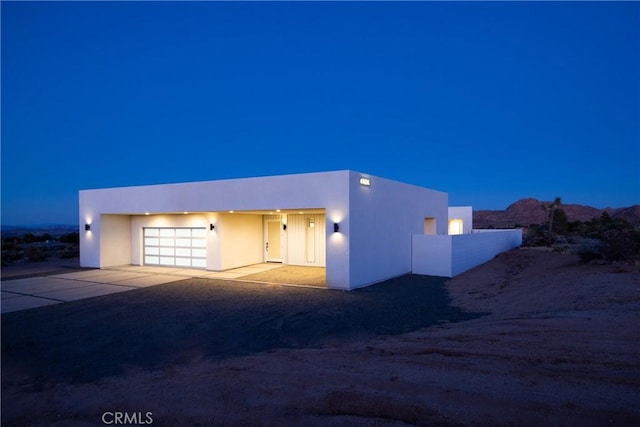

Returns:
79,170,521,290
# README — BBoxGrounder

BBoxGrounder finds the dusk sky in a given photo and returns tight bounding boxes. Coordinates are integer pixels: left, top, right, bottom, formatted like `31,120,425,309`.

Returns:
2,1,638,226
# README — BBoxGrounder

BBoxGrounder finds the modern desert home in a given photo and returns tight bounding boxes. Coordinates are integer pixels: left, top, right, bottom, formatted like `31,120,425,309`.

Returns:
79,170,522,290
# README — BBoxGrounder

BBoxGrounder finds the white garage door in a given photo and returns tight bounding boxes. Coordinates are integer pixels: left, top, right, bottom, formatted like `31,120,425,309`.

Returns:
143,227,207,268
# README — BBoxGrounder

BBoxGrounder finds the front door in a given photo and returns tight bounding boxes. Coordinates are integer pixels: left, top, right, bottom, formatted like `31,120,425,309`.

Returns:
265,219,282,262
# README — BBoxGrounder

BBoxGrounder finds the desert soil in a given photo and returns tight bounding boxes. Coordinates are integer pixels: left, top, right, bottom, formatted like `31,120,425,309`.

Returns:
2,248,639,426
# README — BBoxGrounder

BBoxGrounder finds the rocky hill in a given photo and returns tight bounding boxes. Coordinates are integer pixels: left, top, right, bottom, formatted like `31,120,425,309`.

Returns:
474,198,640,228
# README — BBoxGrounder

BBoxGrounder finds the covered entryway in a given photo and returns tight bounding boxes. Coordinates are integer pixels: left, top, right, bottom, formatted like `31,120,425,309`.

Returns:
143,227,207,268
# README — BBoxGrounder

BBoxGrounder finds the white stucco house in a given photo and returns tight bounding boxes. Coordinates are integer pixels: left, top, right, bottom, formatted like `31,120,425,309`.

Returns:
79,170,521,290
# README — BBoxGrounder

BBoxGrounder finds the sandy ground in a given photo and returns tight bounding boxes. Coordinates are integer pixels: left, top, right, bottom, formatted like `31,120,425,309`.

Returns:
2,248,639,426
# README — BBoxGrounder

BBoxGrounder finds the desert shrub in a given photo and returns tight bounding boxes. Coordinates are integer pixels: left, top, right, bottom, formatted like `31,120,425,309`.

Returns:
59,248,80,259
568,220,586,235
552,208,569,234
523,225,555,247
24,246,47,262
58,232,79,244
1,238,19,250
601,229,640,262
1,249,23,266
551,235,572,253
583,212,634,240
575,238,604,262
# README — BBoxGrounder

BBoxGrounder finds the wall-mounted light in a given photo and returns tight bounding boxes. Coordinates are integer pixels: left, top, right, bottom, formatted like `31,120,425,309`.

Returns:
283,224,287,231
85,224,91,231
210,224,215,231
333,223,340,232
359,177,371,186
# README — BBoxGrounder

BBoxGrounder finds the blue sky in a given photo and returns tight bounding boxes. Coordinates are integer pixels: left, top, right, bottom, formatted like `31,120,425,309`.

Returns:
2,1,639,225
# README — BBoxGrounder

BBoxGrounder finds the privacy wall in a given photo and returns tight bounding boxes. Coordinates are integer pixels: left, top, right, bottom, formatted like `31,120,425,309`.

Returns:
412,229,523,277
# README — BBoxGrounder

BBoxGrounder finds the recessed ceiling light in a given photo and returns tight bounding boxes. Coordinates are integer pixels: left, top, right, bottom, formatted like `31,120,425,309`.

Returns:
276,209,281,213
145,212,150,215
229,210,234,213
184,212,189,215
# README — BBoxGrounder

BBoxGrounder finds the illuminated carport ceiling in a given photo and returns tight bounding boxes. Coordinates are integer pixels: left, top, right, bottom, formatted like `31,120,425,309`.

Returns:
124,208,326,216
224,208,325,215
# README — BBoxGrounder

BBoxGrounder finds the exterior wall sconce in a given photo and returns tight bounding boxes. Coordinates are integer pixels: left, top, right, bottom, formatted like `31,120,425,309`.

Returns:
85,224,91,231
283,224,287,231
333,223,340,232
210,224,215,231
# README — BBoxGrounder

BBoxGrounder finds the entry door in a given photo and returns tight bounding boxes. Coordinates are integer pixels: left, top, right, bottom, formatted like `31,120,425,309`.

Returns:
265,220,282,262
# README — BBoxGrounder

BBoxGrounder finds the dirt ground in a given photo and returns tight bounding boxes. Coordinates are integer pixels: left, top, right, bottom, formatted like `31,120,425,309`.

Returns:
241,265,326,287
2,248,639,426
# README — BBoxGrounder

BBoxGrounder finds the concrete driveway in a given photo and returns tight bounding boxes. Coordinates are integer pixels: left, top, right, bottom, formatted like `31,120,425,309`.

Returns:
1,263,284,314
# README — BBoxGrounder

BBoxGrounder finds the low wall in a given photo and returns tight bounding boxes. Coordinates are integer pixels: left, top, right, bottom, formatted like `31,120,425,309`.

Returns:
411,235,452,277
412,229,522,277
451,229,522,276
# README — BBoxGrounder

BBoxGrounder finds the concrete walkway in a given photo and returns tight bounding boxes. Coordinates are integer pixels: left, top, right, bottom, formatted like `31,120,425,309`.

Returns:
1,263,284,314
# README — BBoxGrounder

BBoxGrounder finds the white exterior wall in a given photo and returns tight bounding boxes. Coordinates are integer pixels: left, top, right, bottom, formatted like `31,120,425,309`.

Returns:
100,215,132,267
448,206,473,234
412,229,523,277
348,171,448,288
80,171,350,287
411,235,452,277
451,229,522,276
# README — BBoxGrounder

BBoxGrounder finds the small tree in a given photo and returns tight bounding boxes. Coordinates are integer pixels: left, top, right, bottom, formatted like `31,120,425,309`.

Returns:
552,208,569,234
546,197,562,233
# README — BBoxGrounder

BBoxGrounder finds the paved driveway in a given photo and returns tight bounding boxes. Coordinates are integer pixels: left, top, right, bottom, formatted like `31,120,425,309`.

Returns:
1,263,284,314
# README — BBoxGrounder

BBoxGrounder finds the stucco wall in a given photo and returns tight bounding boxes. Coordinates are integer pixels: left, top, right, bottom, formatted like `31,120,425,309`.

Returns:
412,229,523,277
411,235,452,277
100,215,132,267
451,229,522,276
348,171,448,288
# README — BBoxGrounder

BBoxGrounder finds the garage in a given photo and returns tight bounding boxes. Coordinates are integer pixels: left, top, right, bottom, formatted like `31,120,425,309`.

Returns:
143,227,207,268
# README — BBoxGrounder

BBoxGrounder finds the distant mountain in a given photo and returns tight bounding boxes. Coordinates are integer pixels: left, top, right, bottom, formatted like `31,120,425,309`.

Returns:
474,198,640,228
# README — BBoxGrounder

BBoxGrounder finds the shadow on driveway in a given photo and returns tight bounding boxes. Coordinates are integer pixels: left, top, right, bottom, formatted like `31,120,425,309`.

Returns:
1,274,485,386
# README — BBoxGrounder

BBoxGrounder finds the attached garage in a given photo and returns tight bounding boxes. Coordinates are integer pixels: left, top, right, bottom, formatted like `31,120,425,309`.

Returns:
143,227,207,268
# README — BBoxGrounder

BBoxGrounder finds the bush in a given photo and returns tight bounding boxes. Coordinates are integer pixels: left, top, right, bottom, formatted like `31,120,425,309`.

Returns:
523,225,555,247
24,247,47,262
59,232,79,245
601,229,640,262
1,249,23,266
576,238,604,262
59,248,80,259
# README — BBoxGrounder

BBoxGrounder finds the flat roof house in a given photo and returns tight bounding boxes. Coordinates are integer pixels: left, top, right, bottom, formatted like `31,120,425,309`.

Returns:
79,170,522,290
